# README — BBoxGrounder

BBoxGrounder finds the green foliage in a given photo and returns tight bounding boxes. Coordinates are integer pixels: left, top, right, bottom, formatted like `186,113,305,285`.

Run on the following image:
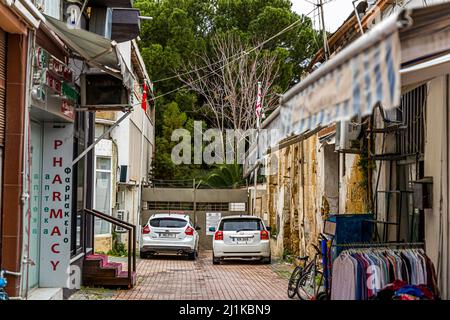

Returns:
107,232,128,257
283,248,293,263
135,0,320,180
201,163,245,188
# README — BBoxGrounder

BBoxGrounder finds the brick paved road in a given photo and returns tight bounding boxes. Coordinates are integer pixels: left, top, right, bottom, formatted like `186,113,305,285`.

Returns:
114,250,290,300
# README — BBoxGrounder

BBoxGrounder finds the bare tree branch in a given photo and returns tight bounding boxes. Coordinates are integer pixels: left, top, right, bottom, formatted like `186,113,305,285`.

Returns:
178,33,280,133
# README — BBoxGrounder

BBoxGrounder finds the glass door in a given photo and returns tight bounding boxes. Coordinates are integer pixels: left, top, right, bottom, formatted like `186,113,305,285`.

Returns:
24,121,43,290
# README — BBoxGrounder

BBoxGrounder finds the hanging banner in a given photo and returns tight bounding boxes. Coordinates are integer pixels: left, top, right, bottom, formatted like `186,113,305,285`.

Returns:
39,123,74,287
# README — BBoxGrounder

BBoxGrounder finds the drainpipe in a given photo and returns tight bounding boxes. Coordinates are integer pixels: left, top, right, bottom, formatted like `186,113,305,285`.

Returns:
20,29,35,300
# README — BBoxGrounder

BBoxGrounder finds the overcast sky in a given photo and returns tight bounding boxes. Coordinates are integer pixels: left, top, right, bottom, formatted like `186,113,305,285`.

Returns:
291,0,355,32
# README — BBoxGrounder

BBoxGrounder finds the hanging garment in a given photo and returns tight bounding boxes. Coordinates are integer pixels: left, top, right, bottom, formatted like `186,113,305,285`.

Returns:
330,248,438,300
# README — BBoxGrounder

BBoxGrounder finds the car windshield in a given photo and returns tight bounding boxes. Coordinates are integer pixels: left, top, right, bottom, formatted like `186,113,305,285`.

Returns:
149,218,187,228
219,218,263,231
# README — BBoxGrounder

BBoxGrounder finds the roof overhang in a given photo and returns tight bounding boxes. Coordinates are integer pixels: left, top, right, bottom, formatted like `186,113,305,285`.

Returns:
244,2,450,175
282,1,450,141
43,14,134,90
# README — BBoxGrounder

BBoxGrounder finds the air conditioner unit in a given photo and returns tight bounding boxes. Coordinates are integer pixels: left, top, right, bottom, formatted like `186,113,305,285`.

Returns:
88,7,113,39
335,117,362,152
119,165,129,183
115,209,129,233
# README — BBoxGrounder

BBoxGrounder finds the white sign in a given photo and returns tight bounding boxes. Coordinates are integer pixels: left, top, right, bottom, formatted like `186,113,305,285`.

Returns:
206,212,221,235
40,123,73,287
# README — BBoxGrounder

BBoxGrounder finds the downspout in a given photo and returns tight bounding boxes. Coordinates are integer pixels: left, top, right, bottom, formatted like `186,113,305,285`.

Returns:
446,74,450,299
21,29,35,300
300,140,306,255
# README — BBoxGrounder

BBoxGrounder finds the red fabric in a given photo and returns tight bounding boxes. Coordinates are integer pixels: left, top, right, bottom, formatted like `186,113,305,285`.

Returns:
141,83,147,112
384,279,408,291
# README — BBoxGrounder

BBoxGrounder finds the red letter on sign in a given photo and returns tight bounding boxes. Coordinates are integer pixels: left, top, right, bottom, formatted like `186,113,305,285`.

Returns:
52,175,62,184
50,209,63,219
51,226,61,236
51,243,60,253
53,192,61,201
53,157,63,167
50,260,60,271
54,140,63,150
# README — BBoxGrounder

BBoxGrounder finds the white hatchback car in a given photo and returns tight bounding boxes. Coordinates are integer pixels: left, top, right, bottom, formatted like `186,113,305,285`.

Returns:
211,215,271,264
140,214,200,260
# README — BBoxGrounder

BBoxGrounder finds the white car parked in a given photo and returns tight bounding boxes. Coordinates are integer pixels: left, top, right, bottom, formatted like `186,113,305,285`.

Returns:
210,215,271,264
140,214,200,260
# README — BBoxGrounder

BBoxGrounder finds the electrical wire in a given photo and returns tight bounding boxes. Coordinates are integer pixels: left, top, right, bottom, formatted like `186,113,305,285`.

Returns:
151,7,317,84
150,7,318,101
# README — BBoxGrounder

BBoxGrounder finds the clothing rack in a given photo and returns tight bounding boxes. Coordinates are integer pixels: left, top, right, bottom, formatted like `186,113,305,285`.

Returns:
331,242,425,249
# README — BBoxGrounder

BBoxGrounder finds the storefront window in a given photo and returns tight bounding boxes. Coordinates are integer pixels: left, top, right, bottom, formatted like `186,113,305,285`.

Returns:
95,157,112,234
71,112,86,256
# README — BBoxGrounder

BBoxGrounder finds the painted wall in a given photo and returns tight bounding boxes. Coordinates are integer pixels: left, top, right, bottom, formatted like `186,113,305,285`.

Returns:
424,75,449,298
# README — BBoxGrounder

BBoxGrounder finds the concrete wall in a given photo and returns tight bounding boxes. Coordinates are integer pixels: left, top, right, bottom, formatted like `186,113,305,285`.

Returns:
140,187,249,250
424,76,449,298
141,210,247,250
142,187,249,203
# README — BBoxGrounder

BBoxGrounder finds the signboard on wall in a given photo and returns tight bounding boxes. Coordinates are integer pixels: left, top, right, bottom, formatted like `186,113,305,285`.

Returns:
39,123,73,287
206,212,221,235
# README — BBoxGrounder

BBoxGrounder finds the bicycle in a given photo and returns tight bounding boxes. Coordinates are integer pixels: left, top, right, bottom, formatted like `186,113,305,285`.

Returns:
287,256,308,298
296,235,328,300
0,270,9,300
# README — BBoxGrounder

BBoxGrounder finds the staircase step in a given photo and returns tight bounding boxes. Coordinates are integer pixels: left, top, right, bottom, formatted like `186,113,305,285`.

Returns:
102,262,123,275
118,271,137,285
83,254,136,288
85,254,108,267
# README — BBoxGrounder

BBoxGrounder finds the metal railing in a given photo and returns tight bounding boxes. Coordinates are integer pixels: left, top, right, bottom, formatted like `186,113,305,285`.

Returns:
83,209,136,288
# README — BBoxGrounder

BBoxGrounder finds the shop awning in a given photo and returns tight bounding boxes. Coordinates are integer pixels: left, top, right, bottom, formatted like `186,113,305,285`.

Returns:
244,2,450,176
43,15,134,90
280,1,450,140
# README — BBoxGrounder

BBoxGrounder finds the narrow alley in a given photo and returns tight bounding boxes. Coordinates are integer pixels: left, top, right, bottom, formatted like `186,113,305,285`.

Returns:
113,252,290,300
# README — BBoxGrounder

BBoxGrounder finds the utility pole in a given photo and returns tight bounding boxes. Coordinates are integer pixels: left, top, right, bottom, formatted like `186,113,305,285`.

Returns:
318,0,329,60
253,81,262,217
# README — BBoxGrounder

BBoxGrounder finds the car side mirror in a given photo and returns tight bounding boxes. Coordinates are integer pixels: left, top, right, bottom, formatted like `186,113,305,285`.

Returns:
265,226,271,232
195,226,201,231
209,227,216,232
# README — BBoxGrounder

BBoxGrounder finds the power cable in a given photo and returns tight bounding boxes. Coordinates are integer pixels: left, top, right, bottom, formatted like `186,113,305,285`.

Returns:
152,7,317,84
151,7,318,101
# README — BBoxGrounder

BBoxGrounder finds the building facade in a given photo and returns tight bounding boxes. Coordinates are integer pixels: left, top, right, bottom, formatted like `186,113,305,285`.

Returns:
0,0,149,299
94,39,155,253
247,0,450,298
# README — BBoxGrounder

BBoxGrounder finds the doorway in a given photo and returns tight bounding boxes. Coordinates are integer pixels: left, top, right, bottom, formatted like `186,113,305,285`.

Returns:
23,121,43,290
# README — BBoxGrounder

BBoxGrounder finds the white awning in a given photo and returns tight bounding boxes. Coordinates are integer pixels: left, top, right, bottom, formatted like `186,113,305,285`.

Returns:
244,2,450,176
43,14,134,89
281,2,450,140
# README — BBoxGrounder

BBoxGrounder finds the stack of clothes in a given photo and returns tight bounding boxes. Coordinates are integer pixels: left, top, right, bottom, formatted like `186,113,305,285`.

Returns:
371,280,438,300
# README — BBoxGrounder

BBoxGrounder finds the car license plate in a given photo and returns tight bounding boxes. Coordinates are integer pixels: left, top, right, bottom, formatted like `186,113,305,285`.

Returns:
234,237,248,242
160,233,176,238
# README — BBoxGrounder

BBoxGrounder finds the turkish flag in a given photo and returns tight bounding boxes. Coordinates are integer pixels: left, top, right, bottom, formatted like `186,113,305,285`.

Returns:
141,83,147,112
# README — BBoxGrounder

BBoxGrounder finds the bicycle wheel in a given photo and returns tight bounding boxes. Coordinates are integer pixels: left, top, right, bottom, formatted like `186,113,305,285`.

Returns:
297,270,324,300
287,266,303,298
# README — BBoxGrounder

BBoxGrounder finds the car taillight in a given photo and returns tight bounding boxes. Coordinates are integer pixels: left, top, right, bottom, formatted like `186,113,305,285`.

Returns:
143,225,151,234
260,230,269,240
185,226,194,236
214,231,223,241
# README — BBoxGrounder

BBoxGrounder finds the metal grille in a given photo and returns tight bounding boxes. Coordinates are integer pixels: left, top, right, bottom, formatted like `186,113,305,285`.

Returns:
0,29,6,147
147,201,240,212
397,84,427,156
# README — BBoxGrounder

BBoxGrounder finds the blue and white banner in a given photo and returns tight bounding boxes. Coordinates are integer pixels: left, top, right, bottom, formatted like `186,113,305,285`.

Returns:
281,33,401,138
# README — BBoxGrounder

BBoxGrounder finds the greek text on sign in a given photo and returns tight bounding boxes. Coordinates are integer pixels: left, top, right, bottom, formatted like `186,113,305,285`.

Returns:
39,123,73,287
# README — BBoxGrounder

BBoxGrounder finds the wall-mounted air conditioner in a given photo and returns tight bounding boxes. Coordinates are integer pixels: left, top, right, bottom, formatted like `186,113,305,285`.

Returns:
119,165,129,183
335,117,362,152
88,7,113,39
115,209,129,233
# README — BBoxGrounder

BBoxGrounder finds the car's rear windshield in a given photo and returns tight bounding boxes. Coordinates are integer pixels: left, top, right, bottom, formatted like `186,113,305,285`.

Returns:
149,218,187,228
219,218,263,231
